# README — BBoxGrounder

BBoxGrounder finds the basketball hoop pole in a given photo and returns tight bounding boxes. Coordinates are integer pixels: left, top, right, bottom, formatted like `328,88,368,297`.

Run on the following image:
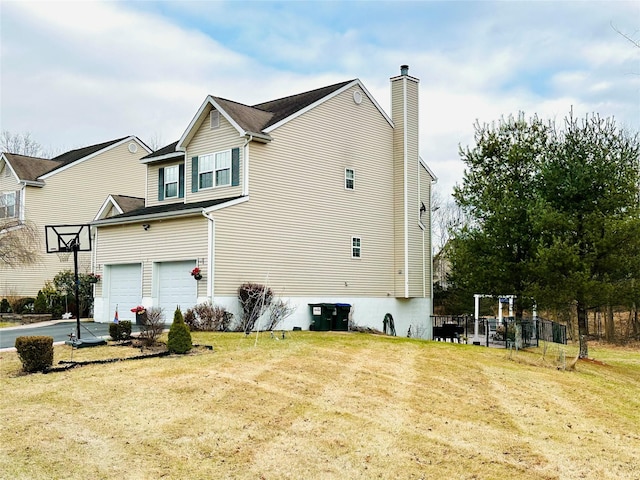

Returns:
44,224,92,341
72,241,81,340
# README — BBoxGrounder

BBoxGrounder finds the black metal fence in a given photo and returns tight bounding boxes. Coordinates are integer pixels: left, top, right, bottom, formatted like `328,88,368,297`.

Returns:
430,316,567,348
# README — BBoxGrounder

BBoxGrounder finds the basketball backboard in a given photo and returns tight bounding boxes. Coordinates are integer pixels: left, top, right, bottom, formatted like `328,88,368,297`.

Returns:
45,224,92,254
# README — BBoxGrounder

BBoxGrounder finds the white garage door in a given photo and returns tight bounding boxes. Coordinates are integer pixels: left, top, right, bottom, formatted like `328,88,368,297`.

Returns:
108,264,142,322
157,260,197,323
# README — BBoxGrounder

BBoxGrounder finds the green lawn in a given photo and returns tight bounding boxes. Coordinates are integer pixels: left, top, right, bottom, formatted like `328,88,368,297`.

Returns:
1,332,638,480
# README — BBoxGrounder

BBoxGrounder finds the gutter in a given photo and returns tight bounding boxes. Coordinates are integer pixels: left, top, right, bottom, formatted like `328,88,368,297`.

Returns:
91,207,205,227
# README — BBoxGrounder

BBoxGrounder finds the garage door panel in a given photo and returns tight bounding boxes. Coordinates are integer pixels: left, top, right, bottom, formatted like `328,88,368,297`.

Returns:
108,264,142,322
157,261,197,323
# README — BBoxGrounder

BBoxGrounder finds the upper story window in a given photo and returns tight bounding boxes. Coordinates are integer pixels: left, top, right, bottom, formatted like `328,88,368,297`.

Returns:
198,150,231,189
191,148,239,193
345,168,355,190
158,164,184,201
164,165,179,198
352,236,361,258
0,191,16,219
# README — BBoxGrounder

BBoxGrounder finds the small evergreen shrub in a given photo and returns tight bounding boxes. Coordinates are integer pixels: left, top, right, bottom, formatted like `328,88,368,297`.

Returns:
167,307,192,354
109,320,132,341
15,336,54,373
33,291,48,314
0,298,11,313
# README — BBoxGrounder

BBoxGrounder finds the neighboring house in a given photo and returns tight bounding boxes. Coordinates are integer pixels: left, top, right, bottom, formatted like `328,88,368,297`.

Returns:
433,241,452,290
92,65,437,335
0,137,151,296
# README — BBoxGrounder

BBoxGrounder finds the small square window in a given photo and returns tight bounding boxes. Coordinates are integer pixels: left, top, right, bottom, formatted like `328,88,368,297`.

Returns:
345,168,355,190
352,237,361,258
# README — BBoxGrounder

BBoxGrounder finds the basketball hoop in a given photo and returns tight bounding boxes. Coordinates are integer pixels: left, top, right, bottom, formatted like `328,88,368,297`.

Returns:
56,249,72,263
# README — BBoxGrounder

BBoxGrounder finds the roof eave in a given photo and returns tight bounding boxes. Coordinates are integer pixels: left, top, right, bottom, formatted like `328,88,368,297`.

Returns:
92,207,204,227
140,151,185,164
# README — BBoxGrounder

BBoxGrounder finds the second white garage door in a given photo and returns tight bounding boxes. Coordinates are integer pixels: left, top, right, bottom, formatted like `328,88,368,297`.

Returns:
157,260,198,323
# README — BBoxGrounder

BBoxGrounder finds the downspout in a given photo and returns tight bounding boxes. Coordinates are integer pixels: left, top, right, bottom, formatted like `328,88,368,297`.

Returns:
242,134,253,196
202,210,215,301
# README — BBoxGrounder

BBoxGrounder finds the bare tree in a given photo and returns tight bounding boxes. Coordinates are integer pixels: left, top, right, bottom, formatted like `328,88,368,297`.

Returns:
1,131,44,157
611,22,640,49
431,187,469,255
146,132,165,152
0,219,40,266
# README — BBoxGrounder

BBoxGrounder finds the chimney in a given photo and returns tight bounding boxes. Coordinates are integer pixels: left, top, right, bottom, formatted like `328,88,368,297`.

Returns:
390,65,420,298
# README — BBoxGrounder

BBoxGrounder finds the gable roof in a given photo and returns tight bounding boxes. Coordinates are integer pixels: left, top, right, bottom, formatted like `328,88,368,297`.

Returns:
177,79,388,151
254,80,355,130
1,152,59,184
110,195,146,213
1,136,151,184
92,196,245,226
94,194,146,221
50,137,128,168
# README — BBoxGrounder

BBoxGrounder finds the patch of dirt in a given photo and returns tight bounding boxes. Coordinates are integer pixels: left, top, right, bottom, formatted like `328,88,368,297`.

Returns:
578,357,608,366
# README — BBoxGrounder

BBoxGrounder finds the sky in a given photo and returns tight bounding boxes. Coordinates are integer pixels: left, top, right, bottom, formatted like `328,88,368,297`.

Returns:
1,0,639,199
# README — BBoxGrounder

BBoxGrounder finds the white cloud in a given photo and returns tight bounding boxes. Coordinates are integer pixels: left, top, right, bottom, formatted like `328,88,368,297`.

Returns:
1,0,637,199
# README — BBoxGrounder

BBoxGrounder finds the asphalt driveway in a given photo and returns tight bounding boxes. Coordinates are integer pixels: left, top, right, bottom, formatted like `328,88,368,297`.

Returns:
0,320,142,350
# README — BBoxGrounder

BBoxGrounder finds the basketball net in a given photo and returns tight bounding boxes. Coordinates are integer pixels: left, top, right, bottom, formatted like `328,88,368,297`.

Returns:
56,249,72,262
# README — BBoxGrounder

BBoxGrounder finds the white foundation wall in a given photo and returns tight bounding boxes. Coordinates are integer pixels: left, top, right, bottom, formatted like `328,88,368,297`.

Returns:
198,295,433,339
96,295,432,339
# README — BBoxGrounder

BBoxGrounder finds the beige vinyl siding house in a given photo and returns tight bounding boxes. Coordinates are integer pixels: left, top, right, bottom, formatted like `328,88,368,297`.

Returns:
92,66,436,335
0,137,150,297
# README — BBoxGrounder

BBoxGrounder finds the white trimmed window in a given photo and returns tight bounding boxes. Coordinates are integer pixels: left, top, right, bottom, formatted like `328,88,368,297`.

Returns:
164,165,179,198
351,236,361,258
345,168,355,190
0,191,16,219
214,150,231,187
199,151,231,188
199,154,214,189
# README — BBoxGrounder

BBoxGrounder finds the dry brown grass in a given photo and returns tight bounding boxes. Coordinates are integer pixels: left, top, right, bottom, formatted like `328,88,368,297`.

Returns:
1,332,639,480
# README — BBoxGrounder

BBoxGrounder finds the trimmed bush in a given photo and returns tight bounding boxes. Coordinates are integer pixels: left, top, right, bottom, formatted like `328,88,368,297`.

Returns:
33,291,48,314
167,307,192,354
15,336,54,373
185,301,233,331
11,297,35,314
109,320,132,341
1,298,12,313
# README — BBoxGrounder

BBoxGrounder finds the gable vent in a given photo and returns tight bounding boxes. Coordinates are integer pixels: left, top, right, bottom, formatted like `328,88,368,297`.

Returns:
210,110,220,129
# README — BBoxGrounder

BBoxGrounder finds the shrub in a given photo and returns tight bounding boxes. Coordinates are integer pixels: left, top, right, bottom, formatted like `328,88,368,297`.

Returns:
15,336,54,373
265,298,296,331
139,307,164,347
237,282,273,333
33,291,48,314
186,301,233,331
0,298,11,313
14,297,35,314
53,270,95,318
168,307,192,354
109,320,132,341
